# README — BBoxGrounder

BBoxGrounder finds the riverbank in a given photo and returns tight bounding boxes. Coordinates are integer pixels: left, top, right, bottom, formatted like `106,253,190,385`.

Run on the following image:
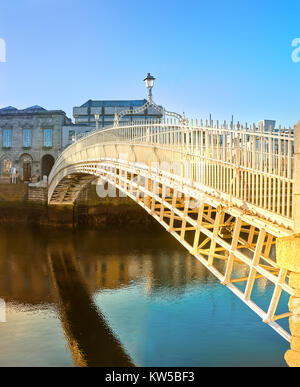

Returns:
0,182,158,229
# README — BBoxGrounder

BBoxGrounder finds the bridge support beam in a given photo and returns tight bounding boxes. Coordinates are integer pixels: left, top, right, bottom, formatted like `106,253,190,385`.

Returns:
277,235,300,367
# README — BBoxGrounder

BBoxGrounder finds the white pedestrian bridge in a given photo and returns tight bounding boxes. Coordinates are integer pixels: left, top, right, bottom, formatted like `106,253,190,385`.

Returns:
48,118,299,345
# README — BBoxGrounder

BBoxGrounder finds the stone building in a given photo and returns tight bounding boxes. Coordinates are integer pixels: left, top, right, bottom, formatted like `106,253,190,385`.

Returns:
258,119,276,132
60,99,164,150
73,99,163,128
0,105,71,181
62,124,93,150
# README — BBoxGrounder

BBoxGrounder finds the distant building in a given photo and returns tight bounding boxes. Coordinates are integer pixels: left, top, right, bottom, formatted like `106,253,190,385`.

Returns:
62,124,92,150
258,120,276,132
61,99,164,149
0,105,71,181
73,99,163,128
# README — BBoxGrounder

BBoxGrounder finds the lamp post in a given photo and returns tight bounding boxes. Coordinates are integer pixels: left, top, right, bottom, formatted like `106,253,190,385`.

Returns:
114,73,185,126
144,73,156,103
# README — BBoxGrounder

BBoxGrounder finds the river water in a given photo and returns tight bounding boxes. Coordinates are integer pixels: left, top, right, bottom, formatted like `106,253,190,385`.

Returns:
0,225,289,367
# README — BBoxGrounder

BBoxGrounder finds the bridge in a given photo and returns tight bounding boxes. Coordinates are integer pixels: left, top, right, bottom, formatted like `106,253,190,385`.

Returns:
48,117,300,367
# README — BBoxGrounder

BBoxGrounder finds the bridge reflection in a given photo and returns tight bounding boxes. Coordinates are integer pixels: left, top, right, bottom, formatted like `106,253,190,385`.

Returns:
0,226,277,366
0,227,270,306
48,249,134,367
0,228,215,305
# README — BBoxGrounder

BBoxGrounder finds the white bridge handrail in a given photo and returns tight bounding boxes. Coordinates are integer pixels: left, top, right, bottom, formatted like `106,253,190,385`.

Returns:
50,119,294,223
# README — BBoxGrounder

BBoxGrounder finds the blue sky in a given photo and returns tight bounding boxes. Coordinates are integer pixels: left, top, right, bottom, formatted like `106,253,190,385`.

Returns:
0,0,299,126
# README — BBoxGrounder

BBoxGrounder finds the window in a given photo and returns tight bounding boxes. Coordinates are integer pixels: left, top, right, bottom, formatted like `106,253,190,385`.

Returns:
44,129,52,147
3,129,12,148
23,129,32,147
68,130,75,141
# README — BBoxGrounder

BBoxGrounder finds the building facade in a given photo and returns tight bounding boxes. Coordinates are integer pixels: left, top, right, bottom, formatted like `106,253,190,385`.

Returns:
258,119,276,132
73,99,163,128
60,99,164,150
0,105,71,181
62,124,94,150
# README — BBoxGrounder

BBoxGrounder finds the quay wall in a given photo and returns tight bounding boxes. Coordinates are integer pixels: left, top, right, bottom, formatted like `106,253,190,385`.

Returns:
0,183,158,229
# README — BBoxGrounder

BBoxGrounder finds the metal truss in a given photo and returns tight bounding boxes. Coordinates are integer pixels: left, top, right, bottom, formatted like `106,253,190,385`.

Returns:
113,98,186,126
49,158,295,343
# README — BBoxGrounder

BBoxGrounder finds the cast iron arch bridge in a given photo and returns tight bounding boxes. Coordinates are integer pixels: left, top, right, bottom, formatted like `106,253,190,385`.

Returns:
48,118,300,351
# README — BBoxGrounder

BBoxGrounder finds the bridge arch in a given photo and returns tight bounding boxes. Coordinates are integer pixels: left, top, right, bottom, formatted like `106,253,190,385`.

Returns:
48,120,295,343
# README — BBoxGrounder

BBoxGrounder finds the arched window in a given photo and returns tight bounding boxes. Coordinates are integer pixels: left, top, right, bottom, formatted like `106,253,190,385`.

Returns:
41,154,55,177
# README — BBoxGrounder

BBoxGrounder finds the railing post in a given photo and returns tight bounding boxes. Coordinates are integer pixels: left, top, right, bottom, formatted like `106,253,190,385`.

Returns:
276,121,300,367
294,121,300,233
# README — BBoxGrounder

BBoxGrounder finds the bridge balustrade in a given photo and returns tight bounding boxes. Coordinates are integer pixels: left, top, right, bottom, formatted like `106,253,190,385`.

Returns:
50,119,294,227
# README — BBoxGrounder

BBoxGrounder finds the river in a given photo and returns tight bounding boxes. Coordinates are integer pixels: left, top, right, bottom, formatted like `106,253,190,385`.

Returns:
0,225,289,366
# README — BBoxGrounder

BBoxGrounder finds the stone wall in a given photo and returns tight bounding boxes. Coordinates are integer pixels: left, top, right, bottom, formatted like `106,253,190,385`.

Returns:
0,182,158,229
28,186,48,202
0,184,48,225
73,182,158,229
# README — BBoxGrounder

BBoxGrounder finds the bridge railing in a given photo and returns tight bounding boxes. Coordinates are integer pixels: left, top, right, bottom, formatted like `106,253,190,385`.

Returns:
52,119,294,225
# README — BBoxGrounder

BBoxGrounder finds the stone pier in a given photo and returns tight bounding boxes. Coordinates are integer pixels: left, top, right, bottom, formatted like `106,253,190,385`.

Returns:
277,121,300,367
277,235,300,367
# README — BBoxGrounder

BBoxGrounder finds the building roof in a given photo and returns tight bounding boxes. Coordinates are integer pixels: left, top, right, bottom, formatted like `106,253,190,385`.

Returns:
22,105,47,112
79,99,148,108
0,105,67,116
0,106,18,111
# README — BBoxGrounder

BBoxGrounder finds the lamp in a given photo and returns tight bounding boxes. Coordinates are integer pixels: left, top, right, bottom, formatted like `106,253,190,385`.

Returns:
143,73,156,102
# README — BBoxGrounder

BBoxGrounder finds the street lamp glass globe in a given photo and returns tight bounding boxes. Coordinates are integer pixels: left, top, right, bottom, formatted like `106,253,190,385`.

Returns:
144,73,155,89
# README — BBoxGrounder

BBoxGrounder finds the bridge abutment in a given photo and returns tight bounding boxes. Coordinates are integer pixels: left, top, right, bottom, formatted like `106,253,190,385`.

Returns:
280,121,300,367
277,235,300,367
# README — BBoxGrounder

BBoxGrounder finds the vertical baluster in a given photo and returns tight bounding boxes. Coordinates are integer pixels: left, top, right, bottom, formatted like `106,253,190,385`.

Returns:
205,122,209,187
282,127,287,216
277,125,282,214
241,123,245,200
272,128,276,212
287,126,292,218
259,124,264,208
216,121,220,192
236,121,240,199
200,120,204,185
263,126,268,210
268,125,272,210
251,124,255,205
211,122,213,190
229,124,233,199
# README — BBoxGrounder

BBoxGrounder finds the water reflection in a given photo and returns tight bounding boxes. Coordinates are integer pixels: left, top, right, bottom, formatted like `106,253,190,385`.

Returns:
0,227,211,305
48,249,134,367
0,226,289,366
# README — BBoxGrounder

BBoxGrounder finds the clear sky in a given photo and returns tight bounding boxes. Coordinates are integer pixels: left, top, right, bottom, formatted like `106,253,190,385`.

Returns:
0,0,299,126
